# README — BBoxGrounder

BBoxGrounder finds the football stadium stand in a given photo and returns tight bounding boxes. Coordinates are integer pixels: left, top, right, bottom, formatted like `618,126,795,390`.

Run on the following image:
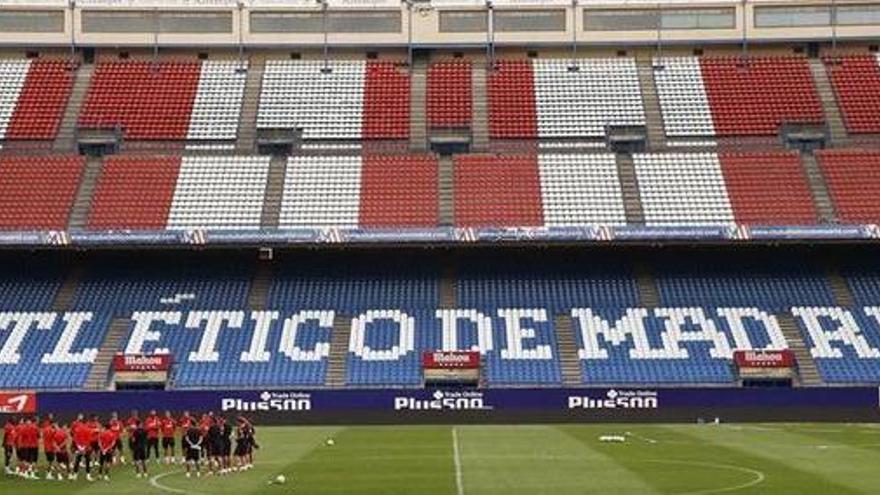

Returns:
0,59,73,141
257,60,409,140
653,56,823,138
79,60,246,141
0,249,877,389
824,54,880,134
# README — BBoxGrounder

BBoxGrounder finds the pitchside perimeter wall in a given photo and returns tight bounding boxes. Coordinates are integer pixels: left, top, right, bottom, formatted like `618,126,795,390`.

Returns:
25,387,880,424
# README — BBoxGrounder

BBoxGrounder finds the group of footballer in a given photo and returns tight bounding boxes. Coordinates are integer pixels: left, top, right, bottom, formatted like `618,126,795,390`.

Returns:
2,409,258,482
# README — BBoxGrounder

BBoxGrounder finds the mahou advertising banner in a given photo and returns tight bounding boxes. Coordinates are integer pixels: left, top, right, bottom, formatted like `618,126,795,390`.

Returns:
112,354,173,372
422,351,480,369
733,350,796,368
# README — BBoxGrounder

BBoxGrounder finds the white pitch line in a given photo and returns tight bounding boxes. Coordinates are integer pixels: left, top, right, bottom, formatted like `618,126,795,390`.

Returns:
149,470,204,495
452,427,464,495
642,459,766,495
625,431,659,444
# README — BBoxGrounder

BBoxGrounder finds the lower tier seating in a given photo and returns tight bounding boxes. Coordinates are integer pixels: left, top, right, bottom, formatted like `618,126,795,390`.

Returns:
0,311,111,389
1,251,880,388
72,254,253,315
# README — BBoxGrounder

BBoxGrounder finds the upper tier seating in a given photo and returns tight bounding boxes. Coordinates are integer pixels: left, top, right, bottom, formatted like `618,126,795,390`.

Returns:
488,58,645,139
453,154,544,227
634,152,735,226
79,60,245,140
824,54,880,134
538,153,627,226
816,149,880,224
2,60,73,140
72,254,252,315
427,61,472,128
719,152,817,225
88,155,270,230
166,155,269,230
653,56,823,137
88,155,181,230
0,155,84,230
121,310,329,388
257,60,409,140
279,155,438,229
488,60,536,138
0,311,111,389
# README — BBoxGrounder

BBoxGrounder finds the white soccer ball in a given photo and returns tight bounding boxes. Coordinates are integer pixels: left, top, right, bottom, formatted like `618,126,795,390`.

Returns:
275,474,287,484
326,438,335,446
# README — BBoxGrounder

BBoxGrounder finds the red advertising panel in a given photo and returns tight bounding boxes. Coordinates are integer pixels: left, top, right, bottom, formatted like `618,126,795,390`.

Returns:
0,391,37,414
113,354,173,372
734,350,796,368
422,351,480,369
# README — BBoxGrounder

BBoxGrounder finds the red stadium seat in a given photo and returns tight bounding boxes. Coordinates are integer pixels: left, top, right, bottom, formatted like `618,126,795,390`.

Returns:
825,55,880,134
359,155,439,228
87,155,181,230
719,151,818,225
0,155,84,230
427,61,472,128
78,61,201,140
487,61,537,139
816,149,880,224
453,154,543,227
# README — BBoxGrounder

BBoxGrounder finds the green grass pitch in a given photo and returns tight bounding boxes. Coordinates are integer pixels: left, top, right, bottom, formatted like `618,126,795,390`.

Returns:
3,423,880,494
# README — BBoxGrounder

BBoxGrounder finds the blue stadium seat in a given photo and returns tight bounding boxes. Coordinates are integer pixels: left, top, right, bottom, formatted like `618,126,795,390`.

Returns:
269,253,439,313
73,255,253,314
122,310,330,388
0,311,111,389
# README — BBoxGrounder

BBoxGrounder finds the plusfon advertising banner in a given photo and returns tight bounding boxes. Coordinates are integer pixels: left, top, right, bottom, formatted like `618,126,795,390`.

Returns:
35,387,880,416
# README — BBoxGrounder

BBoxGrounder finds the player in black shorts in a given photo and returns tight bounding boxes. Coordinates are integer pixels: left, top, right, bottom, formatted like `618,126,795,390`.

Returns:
220,417,232,473
183,424,202,478
207,419,221,475
130,420,148,479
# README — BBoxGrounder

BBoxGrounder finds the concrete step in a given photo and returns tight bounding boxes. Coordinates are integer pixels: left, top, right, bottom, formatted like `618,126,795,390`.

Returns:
410,60,428,152
84,318,130,390
615,153,645,225
471,64,489,152
248,262,273,310
68,156,103,231
325,315,351,388
554,314,583,386
260,155,287,229
634,262,660,308
52,264,84,312
826,268,856,307
440,261,457,309
54,63,93,153
438,155,455,227
776,312,824,386
800,152,836,224
236,59,264,153
635,61,667,149
808,59,850,147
